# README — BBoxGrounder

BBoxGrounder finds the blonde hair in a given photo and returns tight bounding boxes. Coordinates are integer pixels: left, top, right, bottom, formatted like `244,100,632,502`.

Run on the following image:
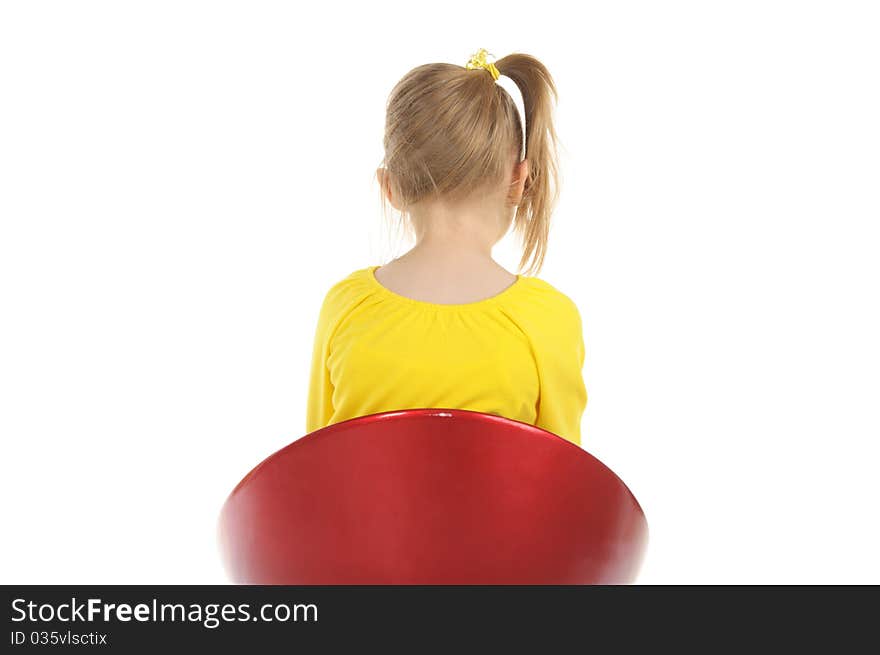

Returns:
378,52,561,276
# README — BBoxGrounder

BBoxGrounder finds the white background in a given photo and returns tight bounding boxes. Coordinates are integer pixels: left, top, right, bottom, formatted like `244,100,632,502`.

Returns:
1,1,878,584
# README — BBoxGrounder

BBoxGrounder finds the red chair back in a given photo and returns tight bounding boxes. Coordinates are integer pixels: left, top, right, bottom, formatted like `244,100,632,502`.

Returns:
218,409,648,584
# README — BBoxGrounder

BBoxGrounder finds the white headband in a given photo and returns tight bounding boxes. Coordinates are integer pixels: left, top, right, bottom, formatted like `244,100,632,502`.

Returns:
494,74,528,161
465,49,527,161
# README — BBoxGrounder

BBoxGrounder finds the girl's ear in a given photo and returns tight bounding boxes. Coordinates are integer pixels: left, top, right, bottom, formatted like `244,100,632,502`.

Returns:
376,167,401,211
510,158,529,205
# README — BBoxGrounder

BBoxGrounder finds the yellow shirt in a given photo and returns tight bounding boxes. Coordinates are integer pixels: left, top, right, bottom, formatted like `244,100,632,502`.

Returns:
306,265,588,446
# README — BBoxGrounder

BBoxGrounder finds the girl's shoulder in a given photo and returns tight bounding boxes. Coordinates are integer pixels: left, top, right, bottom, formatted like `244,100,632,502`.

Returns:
315,266,375,311
516,273,583,319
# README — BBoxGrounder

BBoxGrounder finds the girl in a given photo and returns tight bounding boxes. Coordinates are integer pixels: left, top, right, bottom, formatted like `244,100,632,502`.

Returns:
307,49,587,446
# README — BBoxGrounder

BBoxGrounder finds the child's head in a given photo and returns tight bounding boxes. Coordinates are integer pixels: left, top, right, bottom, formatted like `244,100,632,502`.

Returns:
376,50,560,275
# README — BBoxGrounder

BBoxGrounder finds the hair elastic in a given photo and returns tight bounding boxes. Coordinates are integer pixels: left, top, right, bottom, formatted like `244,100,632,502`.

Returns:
465,48,527,161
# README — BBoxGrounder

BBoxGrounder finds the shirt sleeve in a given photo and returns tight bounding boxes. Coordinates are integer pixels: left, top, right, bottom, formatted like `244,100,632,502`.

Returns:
306,291,337,435
533,298,588,446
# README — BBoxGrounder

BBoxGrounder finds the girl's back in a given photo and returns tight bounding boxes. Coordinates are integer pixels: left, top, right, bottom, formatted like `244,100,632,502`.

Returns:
307,263,586,446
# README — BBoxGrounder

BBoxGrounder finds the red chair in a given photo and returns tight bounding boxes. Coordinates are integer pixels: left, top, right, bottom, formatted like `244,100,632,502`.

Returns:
218,408,648,584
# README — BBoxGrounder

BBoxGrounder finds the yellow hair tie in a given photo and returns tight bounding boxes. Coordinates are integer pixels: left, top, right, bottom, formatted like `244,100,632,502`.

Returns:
465,48,500,80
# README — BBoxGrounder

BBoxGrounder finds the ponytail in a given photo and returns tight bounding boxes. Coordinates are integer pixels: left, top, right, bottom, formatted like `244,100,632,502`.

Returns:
495,53,561,275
